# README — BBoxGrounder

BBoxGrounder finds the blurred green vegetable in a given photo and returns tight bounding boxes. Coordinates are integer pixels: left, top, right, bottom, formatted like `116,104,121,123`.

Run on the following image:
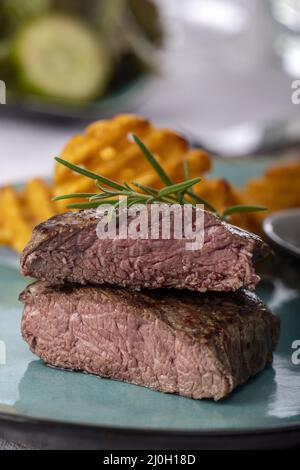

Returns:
12,14,111,101
128,0,163,45
0,0,49,35
0,0,163,104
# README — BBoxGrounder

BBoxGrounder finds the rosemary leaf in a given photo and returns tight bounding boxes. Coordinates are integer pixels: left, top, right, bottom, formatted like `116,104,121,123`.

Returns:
53,193,96,201
55,157,125,192
89,193,119,201
221,205,267,220
122,182,132,191
182,159,190,181
131,181,159,196
132,134,173,187
127,198,144,207
180,159,217,211
67,200,120,209
158,178,201,198
186,190,217,213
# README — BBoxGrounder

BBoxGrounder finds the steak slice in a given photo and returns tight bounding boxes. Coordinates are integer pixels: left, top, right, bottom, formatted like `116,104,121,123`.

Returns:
20,282,280,401
21,207,268,292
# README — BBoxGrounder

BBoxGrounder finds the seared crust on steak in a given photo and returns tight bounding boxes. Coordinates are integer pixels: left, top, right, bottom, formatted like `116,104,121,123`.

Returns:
21,207,269,292
20,282,280,401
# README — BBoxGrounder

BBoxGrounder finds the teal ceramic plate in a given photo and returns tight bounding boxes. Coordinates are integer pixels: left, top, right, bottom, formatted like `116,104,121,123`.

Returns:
0,160,299,449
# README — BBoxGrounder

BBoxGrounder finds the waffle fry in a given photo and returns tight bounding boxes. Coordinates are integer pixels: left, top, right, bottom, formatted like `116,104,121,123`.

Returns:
195,178,262,233
22,178,59,224
54,115,211,207
244,161,300,215
0,186,33,253
0,179,59,253
0,192,11,246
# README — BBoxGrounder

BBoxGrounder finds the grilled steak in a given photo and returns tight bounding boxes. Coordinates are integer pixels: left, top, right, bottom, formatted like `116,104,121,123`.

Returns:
20,282,279,401
21,207,268,292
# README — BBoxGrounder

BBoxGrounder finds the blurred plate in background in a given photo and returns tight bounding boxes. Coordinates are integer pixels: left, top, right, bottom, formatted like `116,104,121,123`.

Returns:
4,75,149,120
264,208,300,260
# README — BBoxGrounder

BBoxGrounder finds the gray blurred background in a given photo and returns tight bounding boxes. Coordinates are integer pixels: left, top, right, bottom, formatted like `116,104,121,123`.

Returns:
1,0,300,184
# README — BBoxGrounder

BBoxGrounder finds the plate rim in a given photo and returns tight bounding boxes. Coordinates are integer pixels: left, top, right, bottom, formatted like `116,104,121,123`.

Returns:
1,413,300,450
1,407,300,437
5,75,149,120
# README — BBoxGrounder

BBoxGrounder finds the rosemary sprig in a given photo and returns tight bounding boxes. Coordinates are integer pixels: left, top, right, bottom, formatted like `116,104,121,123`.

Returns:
131,181,158,197
53,136,267,220
67,200,119,209
221,204,267,221
54,193,97,201
182,159,217,212
132,135,173,187
157,178,201,198
54,157,125,192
